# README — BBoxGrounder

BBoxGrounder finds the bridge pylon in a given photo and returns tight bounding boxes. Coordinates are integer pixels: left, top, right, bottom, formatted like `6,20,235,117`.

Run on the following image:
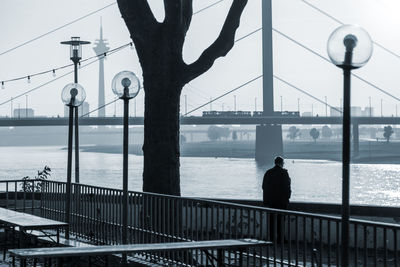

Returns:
255,124,283,164
255,0,284,164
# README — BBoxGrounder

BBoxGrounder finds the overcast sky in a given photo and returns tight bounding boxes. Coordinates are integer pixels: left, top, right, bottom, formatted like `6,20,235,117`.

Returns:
1,0,400,117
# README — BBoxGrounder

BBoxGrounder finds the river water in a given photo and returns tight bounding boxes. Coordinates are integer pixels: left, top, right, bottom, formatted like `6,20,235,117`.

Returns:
1,146,399,206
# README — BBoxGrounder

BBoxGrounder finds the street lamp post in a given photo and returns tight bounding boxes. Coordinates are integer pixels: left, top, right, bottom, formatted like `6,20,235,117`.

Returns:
61,83,86,239
328,25,373,267
112,71,140,260
61,37,90,184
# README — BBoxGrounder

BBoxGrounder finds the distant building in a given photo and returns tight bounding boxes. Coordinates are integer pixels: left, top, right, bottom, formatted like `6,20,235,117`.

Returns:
330,106,374,117
64,102,90,117
351,106,362,117
330,107,342,117
362,107,374,117
302,112,313,117
13,108,34,118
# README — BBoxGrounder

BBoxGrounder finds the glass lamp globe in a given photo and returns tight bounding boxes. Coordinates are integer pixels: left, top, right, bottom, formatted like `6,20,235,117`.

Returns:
61,83,86,107
112,71,140,99
327,25,373,69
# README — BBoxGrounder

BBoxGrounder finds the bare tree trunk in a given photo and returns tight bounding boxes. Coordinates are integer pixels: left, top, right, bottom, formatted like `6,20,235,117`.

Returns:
142,72,182,195
117,0,248,196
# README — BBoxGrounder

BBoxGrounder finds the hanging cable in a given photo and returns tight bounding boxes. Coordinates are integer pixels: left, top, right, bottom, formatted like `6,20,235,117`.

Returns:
0,44,129,106
1,42,131,85
301,0,400,60
0,0,227,87
0,2,117,57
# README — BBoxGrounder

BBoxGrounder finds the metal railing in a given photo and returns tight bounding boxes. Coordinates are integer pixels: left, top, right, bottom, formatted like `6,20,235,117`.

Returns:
0,179,399,266
0,179,41,214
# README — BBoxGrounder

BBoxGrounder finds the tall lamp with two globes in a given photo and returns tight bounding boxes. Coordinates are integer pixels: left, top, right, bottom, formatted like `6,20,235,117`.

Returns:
61,83,86,239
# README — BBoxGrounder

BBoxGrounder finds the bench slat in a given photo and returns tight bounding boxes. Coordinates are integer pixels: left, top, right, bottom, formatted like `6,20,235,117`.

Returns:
9,239,271,258
0,207,67,229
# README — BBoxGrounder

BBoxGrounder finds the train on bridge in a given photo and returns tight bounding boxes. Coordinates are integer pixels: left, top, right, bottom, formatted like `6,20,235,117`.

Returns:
202,110,300,117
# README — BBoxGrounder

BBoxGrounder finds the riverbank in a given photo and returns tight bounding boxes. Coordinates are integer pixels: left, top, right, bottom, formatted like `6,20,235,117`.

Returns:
80,139,400,164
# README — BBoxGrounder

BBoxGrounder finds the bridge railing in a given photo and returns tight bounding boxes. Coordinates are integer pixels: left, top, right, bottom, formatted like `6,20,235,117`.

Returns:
0,179,398,266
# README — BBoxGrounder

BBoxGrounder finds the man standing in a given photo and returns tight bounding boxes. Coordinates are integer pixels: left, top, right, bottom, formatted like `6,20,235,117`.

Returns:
262,156,291,241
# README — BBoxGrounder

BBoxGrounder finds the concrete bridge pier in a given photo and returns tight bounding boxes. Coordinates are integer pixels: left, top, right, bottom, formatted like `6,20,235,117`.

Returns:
353,123,359,157
255,124,283,164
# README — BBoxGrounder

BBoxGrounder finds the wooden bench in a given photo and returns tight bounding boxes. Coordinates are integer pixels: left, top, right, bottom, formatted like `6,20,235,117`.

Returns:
9,239,272,267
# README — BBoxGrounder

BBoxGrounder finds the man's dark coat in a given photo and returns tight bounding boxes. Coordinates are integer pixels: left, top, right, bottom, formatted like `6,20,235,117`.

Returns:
262,165,291,209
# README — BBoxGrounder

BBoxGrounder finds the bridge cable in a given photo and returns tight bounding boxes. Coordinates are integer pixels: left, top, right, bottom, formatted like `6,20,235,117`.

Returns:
235,27,262,43
193,0,225,15
184,73,342,117
82,25,263,117
81,98,119,118
273,28,400,102
85,69,341,118
273,75,342,113
184,75,263,116
77,2,400,116
301,0,400,60
0,2,117,57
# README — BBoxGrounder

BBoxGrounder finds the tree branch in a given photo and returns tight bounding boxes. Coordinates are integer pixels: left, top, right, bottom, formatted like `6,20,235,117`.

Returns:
184,0,248,83
164,0,193,33
117,0,158,42
181,0,193,32
164,0,179,23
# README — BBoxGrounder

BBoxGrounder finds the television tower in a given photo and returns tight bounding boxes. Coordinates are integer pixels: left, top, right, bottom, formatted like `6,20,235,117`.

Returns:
93,18,110,117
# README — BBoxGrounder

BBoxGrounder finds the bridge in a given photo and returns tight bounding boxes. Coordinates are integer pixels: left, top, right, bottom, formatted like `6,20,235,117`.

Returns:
2,115,397,156
2,0,400,163
2,115,400,126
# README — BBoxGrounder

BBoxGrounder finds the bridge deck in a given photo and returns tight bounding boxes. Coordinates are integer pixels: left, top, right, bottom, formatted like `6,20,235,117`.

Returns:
0,116,399,126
